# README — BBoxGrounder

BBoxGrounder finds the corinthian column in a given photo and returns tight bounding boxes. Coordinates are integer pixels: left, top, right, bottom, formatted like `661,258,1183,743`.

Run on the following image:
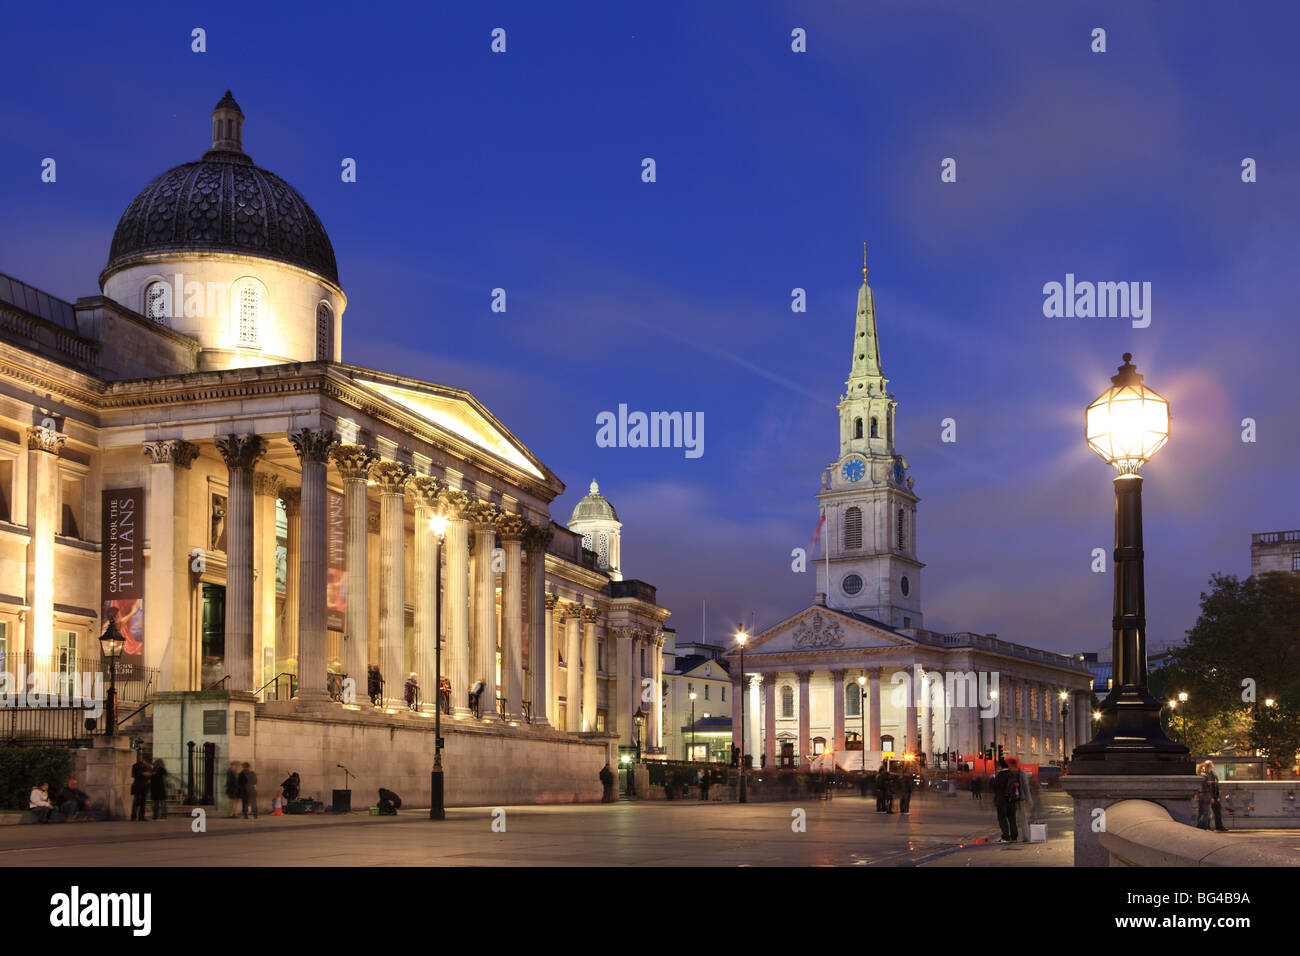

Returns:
798,671,811,770
141,439,197,690
280,488,301,677
407,475,442,712
580,606,600,731
290,428,336,703
498,514,527,721
330,443,375,699
831,669,846,754
442,491,472,718
215,433,266,691
25,426,65,660
469,502,501,721
563,606,581,731
252,470,283,692
525,527,553,727
369,460,409,708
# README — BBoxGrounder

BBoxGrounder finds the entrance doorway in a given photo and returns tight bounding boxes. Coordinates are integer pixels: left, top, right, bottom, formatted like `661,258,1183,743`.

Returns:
201,584,226,688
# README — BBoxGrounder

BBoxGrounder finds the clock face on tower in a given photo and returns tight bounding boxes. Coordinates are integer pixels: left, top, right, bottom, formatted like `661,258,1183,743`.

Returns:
841,457,865,482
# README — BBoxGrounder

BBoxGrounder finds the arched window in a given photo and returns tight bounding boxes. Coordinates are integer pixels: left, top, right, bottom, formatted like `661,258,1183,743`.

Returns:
780,685,794,718
846,681,861,717
897,508,905,551
812,736,826,755
881,733,895,753
870,417,878,438
316,302,333,361
144,281,170,325
854,417,863,439
236,281,262,346
843,506,863,550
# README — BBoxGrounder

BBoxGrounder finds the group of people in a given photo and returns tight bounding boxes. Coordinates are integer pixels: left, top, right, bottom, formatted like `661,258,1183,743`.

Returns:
28,779,103,823
857,767,916,814
129,756,172,821
224,761,259,819
990,756,1034,843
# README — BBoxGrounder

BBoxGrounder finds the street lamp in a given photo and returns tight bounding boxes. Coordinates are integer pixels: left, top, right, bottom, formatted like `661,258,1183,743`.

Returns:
1059,690,1069,764
990,690,999,761
429,513,448,821
98,614,125,737
735,629,748,803
689,691,697,761
857,674,867,772
1073,354,1192,774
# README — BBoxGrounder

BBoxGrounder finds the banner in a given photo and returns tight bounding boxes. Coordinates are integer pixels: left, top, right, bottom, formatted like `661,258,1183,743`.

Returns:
101,487,145,679
327,488,345,631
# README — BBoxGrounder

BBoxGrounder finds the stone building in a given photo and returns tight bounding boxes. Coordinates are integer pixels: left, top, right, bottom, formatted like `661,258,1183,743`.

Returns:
726,259,1094,772
1250,529,1300,578
0,93,669,808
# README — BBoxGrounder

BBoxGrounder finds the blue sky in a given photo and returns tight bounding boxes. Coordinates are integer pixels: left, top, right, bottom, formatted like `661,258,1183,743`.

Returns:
2,2,1297,656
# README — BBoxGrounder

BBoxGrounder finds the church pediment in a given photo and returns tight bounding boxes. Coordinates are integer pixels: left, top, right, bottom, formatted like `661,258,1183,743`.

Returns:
742,606,914,656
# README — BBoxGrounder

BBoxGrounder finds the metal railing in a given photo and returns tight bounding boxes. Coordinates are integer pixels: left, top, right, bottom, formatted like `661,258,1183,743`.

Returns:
1,706,93,746
4,651,157,703
256,673,297,702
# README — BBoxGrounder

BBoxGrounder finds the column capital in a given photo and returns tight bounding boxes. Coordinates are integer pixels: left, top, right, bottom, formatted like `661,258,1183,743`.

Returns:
27,425,66,456
142,438,199,468
466,499,503,530
252,471,283,498
579,606,600,623
281,487,302,516
761,673,777,687
440,488,476,520
525,523,554,551
369,459,410,494
216,433,267,470
330,442,377,480
545,593,560,611
831,668,846,681
497,513,529,540
560,602,585,622
289,427,337,464
405,474,444,509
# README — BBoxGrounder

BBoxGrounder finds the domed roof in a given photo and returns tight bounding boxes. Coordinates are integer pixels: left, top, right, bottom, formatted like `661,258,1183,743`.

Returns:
570,479,619,523
103,92,338,285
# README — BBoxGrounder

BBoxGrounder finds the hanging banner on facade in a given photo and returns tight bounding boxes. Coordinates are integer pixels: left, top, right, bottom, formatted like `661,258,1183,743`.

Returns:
101,487,145,679
326,488,346,631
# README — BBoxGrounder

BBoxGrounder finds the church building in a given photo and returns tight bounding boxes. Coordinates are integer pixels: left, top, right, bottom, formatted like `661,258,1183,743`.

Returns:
727,258,1094,773
0,93,669,809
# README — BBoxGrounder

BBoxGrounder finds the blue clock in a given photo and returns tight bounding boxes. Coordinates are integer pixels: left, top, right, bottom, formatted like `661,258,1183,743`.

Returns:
841,458,865,482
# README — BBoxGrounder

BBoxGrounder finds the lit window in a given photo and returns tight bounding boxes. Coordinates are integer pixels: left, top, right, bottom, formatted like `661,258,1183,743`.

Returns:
145,281,170,324
843,507,862,550
781,685,794,718
316,302,333,361
237,283,261,345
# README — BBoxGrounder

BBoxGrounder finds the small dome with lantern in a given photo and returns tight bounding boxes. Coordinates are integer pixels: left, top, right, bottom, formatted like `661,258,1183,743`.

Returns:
568,479,623,580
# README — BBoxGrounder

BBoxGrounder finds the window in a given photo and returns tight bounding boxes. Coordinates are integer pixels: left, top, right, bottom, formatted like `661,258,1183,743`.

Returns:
1016,734,1023,751
842,573,863,596
60,475,83,538
0,621,6,674
56,629,78,698
845,731,862,750
903,616,911,628
896,508,905,551
145,281,170,324
705,685,710,701
870,417,878,438
812,737,826,755
598,534,609,568
316,302,333,361
236,281,261,346
0,458,12,523
781,684,794,718
721,684,726,702
843,506,862,550
597,639,605,671
640,648,646,675
880,733,895,754
900,575,909,597
1031,736,1038,753
846,681,861,717
854,417,863,439
1293,553,1300,572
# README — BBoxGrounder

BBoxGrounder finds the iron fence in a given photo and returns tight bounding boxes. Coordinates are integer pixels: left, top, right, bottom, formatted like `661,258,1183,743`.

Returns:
5,650,157,704
1,705,93,746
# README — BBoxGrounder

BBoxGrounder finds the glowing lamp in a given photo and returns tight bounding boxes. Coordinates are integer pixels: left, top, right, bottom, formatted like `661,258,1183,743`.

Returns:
1085,353,1169,474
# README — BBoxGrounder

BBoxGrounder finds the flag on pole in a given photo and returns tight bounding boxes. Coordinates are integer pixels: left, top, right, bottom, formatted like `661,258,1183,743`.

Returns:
809,509,826,558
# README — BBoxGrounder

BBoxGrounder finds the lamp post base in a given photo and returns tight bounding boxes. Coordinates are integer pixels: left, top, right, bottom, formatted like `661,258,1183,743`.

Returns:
1072,686,1194,776
429,767,445,820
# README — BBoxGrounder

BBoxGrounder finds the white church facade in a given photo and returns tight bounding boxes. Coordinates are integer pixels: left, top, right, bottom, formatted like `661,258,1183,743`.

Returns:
727,260,1094,773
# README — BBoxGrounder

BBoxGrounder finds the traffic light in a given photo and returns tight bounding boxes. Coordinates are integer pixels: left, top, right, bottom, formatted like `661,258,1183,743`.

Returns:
997,743,1005,760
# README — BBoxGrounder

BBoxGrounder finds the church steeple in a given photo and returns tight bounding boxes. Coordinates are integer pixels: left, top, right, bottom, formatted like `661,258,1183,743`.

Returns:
847,244,887,395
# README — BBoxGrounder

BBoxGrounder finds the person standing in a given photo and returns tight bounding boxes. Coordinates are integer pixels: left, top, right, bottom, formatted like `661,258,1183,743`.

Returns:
1197,760,1227,831
225,761,241,818
404,673,420,711
970,774,981,801
899,770,915,815
699,768,712,801
149,759,170,819
1008,757,1033,841
238,762,258,819
992,757,1021,842
599,763,615,802
130,756,151,822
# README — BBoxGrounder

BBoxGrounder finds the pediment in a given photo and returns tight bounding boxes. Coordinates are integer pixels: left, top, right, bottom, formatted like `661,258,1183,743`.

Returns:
742,606,914,656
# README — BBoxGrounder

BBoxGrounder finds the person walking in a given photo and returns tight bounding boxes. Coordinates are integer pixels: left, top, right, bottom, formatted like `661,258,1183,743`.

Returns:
29,782,54,823
225,761,241,817
130,756,151,822
1197,760,1227,831
992,757,1021,842
880,768,896,814
1008,757,1033,841
699,768,712,801
970,774,981,801
149,759,170,820
238,762,258,819
899,769,915,815
599,763,615,802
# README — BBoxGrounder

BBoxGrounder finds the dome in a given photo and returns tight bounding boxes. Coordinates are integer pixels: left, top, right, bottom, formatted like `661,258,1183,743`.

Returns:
102,92,339,286
570,479,619,522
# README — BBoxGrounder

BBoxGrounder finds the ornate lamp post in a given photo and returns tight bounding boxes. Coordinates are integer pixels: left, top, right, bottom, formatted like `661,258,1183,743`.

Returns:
689,691,697,761
1059,690,1069,764
98,615,125,737
1177,691,1189,745
429,513,448,820
857,674,867,772
990,690,999,761
1072,354,1192,774
735,629,748,803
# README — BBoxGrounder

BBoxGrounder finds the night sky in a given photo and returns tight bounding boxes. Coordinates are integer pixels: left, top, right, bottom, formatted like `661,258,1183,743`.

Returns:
3,2,1297,657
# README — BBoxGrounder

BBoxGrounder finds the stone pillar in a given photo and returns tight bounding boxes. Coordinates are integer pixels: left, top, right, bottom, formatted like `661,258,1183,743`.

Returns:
252,470,281,692
280,488,301,678
731,678,743,757
25,426,65,659
563,607,581,731
906,662,921,755
498,515,527,721
469,503,501,721
370,460,409,708
526,527,553,727
797,671,812,770
215,434,266,691
747,676,760,767
290,428,335,703
653,633,664,749
407,476,441,713
580,606,600,731
443,493,472,718
330,444,375,695
141,439,198,691
544,593,560,724
763,675,776,768
831,669,846,754
868,667,882,751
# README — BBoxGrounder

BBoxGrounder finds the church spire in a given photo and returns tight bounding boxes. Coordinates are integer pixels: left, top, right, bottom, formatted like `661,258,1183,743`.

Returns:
847,243,885,391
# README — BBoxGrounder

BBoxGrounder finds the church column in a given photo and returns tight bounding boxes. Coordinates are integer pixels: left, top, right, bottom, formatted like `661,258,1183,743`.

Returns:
831,669,846,754
731,677,743,758
527,527,553,727
905,662,921,755
563,606,581,731
580,606,600,731
868,666,882,752
469,503,501,721
443,493,472,718
370,460,409,708
216,434,265,691
763,674,776,768
746,676,760,767
544,593,560,723
498,515,527,721
252,471,282,692
290,428,335,703
279,489,300,678
406,476,440,712
141,440,198,691
25,426,65,660
797,671,812,770
652,632,664,748
330,444,375,696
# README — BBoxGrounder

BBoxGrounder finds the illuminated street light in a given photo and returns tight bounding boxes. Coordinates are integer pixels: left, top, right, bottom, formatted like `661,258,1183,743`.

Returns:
736,629,748,803
429,512,448,821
